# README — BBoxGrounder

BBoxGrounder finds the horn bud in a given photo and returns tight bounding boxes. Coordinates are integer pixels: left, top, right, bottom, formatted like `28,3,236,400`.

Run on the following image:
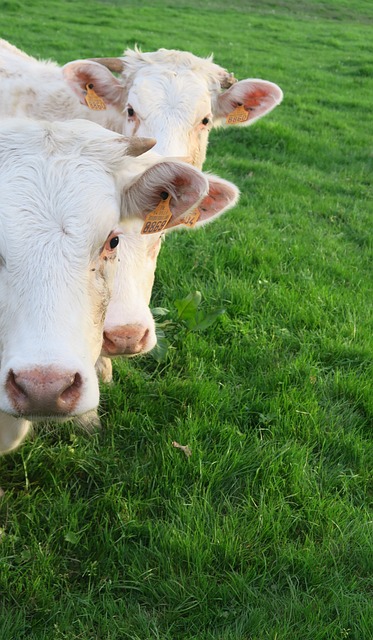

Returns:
89,57,125,73
220,72,237,89
126,137,157,157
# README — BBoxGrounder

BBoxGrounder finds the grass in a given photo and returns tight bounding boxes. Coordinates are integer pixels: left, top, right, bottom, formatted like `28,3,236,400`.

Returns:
0,0,372,638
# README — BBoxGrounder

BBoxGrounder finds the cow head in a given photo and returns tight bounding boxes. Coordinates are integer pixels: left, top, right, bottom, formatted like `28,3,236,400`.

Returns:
90,48,283,168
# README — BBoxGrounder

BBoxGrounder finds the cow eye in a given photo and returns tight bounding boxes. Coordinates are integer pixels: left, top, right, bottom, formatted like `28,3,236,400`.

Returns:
202,117,210,125
109,236,119,250
102,232,121,256
127,107,135,117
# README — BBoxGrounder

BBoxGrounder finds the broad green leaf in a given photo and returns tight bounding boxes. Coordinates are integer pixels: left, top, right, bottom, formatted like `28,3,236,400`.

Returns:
151,307,170,318
174,291,202,322
191,308,226,332
150,335,170,362
19,549,32,563
64,532,79,545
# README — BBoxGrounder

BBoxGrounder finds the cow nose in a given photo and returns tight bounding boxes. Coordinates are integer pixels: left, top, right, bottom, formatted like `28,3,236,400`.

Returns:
6,368,83,416
102,326,150,356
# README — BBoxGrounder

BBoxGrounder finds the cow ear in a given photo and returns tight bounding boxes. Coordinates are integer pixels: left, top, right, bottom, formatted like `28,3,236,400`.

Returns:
165,175,239,232
214,79,283,127
62,60,125,109
121,161,209,223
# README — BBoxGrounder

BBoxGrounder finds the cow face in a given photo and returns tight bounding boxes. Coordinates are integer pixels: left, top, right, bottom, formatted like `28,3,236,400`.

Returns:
0,120,126,422
123,69,213,168
122,73,282,169
102,226,161,356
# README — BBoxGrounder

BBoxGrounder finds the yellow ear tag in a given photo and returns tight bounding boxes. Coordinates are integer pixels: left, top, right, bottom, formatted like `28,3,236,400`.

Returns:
181,208,201,228
226,104,249,125
141,194,173,234
85,83,106,111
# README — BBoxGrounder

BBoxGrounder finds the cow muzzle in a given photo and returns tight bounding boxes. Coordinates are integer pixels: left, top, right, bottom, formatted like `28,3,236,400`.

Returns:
102,324,156,356
5,367,83,417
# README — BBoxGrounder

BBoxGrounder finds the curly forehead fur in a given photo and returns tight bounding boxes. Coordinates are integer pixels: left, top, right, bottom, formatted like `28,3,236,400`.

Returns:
121,47,230,90
0,118,135,174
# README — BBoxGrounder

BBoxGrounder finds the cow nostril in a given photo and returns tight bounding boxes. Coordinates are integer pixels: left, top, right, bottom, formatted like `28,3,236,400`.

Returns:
6,369,27,399
59,372,82,407
102,331,116,354
139,328,149,349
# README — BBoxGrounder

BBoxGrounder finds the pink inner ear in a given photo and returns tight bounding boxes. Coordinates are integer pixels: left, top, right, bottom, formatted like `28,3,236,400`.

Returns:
199,192,222,216
163,175,239,232
244,87,273,109
190,177,239,224
62,61,124,108
241,85,280,121
142,162,209,220
217,79,283,124
123,161,209,224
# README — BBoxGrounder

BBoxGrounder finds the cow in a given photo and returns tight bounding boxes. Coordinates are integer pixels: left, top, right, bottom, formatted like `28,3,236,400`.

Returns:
0,40,278,367
0,117,239,455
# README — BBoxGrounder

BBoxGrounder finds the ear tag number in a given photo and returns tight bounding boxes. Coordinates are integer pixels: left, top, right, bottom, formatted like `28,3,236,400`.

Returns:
181,208,201,228
226,104,249,125
85,83,106,111
141,194,173,234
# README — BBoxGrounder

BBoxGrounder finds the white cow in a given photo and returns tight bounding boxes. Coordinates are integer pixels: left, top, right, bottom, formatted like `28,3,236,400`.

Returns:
0,40,276,362
0,117,232,455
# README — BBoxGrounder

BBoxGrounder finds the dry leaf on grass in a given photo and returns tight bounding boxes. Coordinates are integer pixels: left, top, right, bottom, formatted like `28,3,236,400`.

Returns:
172,441,192,458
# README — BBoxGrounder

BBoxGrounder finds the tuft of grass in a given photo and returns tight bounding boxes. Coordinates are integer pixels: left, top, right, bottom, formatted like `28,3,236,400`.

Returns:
0,1,372,638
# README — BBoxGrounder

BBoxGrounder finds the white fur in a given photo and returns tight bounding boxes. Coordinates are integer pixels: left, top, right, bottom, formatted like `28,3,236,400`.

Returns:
119,48,227,168
0,39,125,132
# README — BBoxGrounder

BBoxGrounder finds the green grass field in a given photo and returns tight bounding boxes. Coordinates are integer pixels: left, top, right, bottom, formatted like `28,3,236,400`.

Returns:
0,1,372,638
